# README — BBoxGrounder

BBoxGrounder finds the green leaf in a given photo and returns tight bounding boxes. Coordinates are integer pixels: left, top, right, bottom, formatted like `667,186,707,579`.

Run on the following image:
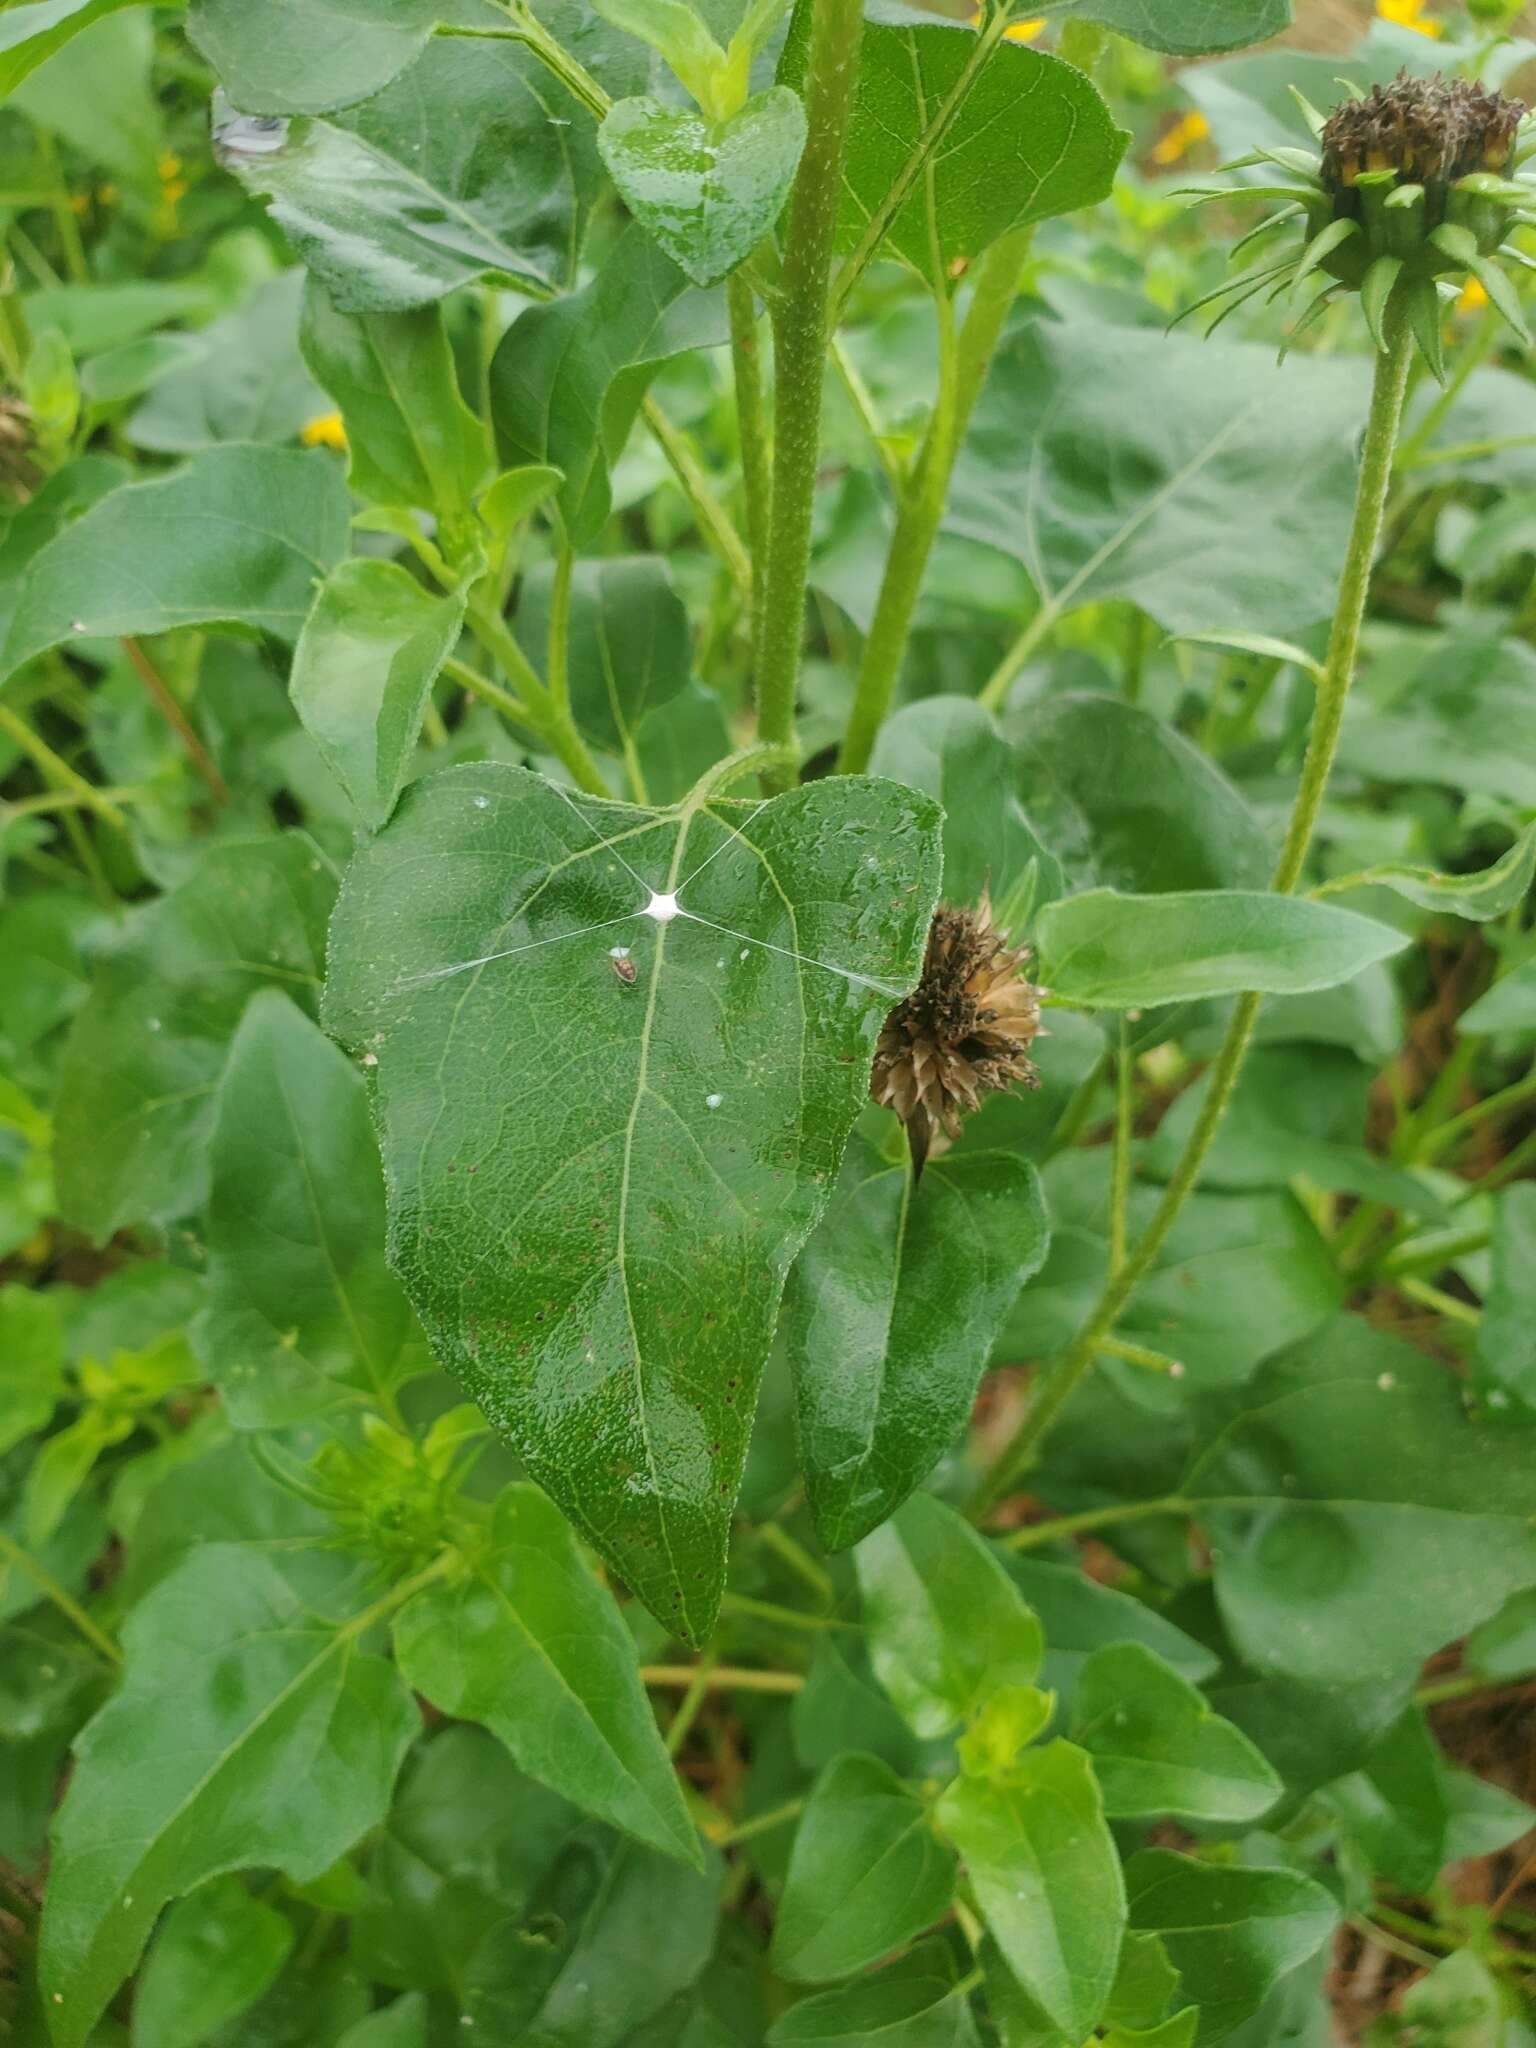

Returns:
0,0,147,97
1061,0,1289,56
1185,1317,1536,1687
299,283,490,517
193,991,426,1430
324,763,941,1641
131,1875,296,2048
1475,1182,1536,1413
1069,1643,1282,1823
785,1140,1049,1551
1123,1852,1338,2047
1011,695,1272,896
1336,636,1536,812
767,1939,982,2046
128,273,326,455
1321,1708,1449,1893
781,9,1124,284
393,1482,699,1865
0,454,129,649
515,555,691,763
0,446,350,682
854,1492,1043,1738
937,1741,1125,2042
54,836,335,1239
1462,957,1536,1038
40,1544,420,2048
950,322,1367,648
599,89,806,289
1009,1556,1219,1701
213,33,603,312
1037,888,1409,1009
188,0,498,116
11,9,160,187
489,222,727,546
772,1753,958,1984
1395,1949,1508,2048
870,695,1066,911
1314,822,1536,925
459,1834,720,2043
0,1284,64,1456
336,1996,429,2048
290,559,467,830
592,0,724,105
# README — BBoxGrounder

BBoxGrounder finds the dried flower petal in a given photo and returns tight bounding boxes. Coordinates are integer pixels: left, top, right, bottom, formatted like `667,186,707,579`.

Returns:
871,897,1043,1176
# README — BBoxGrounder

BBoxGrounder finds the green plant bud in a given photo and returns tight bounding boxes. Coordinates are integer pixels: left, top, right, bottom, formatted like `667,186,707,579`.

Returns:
1177,70,1534,372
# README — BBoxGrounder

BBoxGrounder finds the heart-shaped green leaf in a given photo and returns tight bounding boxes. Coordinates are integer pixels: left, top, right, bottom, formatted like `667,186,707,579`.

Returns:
324,763,942,1639
599,88,806,288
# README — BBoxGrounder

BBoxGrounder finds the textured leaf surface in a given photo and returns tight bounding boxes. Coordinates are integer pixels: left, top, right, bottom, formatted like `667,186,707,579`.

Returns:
516,555,691,764
393,1483,698,1864
599,88,806,289
212,34,603,311
938,1742,1125,2042
193,992,427,1429
1064,0,1289,56
54,836,335,1239
772,1753,958,1983
767,1939,981,2045
1,446,349,681
1010,695,1271,897
785,1140,1049,1550
855,1493,1043,1737
1069,1643,1281,1823
1185,1318,1536,1686
1124,1852,1337,2046
1037,888,1409,1009
782,8,1124,282
950,322,1366,644
325,762,941,1639
40,1544,419,2048
870,695,1064,910
188,0,498,114
489,224,727,545
290,558,466,830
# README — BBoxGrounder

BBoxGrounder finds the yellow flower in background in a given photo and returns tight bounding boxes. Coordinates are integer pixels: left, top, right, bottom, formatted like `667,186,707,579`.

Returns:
1376,0,1443,36
157,150,188,206
1457,274,1491,314
301,412,348,451
1151,109,1211,166
968,8,1044,41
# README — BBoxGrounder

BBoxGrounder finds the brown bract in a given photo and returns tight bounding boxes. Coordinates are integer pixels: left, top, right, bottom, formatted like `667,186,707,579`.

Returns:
871,897,1043,1176
1321,71,1524,189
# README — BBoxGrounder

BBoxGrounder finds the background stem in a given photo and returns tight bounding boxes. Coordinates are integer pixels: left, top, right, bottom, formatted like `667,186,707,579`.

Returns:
728,271,772,652
754,0,865,788
977,302,1417,1512
837,226,1032,773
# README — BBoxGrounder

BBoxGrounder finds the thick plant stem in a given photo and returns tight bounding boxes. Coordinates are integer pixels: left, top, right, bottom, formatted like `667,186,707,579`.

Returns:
754,0,865,789
978,304,1417,1514
836,227,1032,773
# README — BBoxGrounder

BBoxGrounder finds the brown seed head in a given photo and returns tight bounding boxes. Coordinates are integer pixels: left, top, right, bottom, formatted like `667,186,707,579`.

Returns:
871,897,1043,1175
1321,71,1524,190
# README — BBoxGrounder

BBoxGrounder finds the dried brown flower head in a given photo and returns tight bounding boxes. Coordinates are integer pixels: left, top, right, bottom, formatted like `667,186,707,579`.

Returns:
1321,72,1524,191
0,398,39,501
871,897,1043,1176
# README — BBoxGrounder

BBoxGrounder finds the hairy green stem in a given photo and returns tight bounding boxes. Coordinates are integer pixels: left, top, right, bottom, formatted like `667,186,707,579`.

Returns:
546,537,574,717
642,1663,806,1694
836,227,1032,772
978,304,1417,1511
754,0,865,788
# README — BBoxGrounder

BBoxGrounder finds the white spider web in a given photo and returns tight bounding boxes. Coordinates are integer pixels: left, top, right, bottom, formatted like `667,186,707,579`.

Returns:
393,780,913,1002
